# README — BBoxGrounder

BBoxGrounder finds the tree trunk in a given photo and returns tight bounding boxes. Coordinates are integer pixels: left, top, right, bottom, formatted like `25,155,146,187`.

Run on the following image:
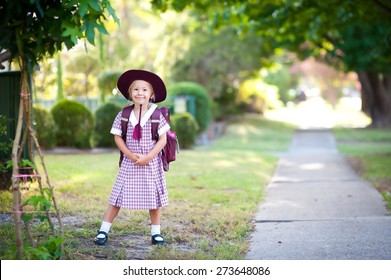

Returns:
84,73,89,98
11,67,28,259
57,54,64,100
357,71,391,127
383,74,391,95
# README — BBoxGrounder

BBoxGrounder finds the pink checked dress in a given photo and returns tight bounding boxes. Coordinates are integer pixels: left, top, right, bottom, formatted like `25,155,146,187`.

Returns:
109,104,170,210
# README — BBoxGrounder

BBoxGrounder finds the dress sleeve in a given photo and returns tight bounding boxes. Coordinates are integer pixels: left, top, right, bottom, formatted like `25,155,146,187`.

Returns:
110,111,123,136
158,113,170,136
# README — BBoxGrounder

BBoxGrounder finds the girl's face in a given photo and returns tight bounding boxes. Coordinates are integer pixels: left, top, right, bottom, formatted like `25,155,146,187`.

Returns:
129,80,154,106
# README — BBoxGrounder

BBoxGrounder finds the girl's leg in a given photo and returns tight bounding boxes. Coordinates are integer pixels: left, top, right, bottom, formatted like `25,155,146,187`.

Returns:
149,208,161,225
104,205,120,223
99,205,120,232
149,208,165,244
95,205,120,245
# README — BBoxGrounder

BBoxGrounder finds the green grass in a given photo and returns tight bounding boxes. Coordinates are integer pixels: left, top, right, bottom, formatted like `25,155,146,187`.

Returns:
0,114,295,260
333,127,391,210
3,113,389,260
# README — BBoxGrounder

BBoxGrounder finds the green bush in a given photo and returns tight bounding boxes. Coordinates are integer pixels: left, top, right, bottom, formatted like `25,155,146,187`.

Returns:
171,113,199,149
51,100,93,149
94,102,122,147
33,105,56,149
167,82,212,133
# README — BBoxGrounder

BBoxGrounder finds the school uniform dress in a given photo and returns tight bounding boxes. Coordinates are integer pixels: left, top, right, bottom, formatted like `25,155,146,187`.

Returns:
109,103,170,210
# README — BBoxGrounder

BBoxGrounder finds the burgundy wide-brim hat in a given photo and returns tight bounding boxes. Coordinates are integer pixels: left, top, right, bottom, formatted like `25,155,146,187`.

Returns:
117,69,167,103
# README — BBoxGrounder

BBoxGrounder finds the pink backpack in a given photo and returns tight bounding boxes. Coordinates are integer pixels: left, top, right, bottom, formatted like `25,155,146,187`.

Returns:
119,105,179,171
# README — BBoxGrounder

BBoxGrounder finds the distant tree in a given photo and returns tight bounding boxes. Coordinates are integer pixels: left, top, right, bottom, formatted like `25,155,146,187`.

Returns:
153,0,391,127
290,58,358,108
98,71,122,102
170,27,269,100
66,54,100,97
166,26,274,117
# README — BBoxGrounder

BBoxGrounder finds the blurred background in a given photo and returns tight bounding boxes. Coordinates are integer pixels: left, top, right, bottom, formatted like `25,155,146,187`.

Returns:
1,0,390,149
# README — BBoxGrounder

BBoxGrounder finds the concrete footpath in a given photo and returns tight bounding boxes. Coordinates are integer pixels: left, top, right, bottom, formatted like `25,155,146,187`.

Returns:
246,129,391,260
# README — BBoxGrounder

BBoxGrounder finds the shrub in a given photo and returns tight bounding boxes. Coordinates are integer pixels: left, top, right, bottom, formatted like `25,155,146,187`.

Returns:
93,102,122,147
167,82,212,133
171,113,199,149
33,105,56,149
51,100,93,149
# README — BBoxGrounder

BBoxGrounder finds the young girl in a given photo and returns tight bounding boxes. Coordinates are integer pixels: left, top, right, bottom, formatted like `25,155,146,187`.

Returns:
94,69,170,246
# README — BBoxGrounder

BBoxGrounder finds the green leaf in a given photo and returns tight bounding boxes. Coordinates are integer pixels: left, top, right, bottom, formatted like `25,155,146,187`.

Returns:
43,188,52,199
34,0,44,17
23,195,51,212
83,20,95,44
78,1,89,17
94,21,108,35
88,0,102,12
106,3,120,25
21,213,34,222
37,214,48,222
19,159,36,168
61,24,82,45
5,160,13,169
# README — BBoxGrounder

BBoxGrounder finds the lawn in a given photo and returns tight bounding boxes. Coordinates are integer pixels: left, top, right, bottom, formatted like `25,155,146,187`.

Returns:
333,127,391,210
1,110,390,260
0,114,296,260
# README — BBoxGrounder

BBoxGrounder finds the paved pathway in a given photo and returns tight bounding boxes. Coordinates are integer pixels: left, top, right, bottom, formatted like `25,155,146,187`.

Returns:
246,129,391,260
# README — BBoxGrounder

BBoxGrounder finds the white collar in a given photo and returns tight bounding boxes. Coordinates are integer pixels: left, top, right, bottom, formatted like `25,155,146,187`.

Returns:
130,103,157,128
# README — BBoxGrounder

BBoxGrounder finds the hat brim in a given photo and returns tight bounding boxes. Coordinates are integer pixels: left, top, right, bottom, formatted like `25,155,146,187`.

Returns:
117,69,167,103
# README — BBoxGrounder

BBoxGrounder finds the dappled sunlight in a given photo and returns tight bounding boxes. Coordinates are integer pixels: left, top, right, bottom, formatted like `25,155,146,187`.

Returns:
203,113,295,153
235,125,252,144
261,199,304,210
211,159,236,168
299,162,325,170
227,120,265,136
265,96,371,129
226,123,263,145
167,149,276,196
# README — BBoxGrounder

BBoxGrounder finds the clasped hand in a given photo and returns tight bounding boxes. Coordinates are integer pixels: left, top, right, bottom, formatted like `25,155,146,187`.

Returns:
131,153,151,166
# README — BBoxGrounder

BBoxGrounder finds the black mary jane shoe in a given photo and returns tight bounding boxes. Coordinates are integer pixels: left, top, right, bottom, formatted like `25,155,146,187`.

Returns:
94,231,108,245
151,234,166,245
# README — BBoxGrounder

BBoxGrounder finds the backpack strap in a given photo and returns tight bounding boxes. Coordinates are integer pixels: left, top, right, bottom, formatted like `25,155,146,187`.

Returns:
151,107,160,141
119,104,134,166
159,106,170,123
121,104,134,140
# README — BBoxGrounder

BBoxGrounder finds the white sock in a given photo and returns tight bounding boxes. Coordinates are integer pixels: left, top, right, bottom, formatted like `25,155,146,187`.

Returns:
151,225,163,241
151,224,161,235
97,221,112,238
